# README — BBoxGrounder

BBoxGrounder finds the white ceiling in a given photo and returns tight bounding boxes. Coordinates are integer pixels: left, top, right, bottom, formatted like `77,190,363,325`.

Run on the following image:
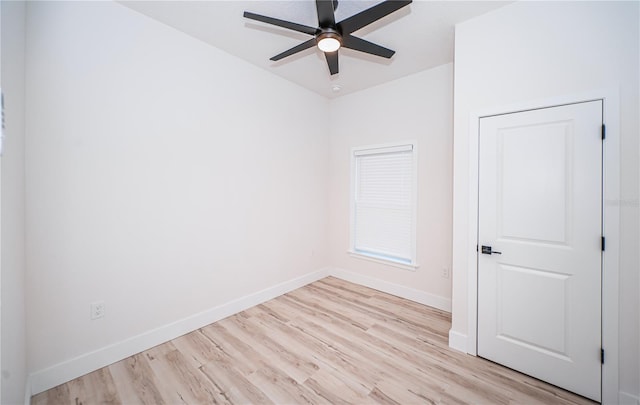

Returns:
119,0,510,98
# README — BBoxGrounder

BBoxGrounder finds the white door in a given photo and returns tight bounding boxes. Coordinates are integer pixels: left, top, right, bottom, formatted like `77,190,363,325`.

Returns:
477,101,603,401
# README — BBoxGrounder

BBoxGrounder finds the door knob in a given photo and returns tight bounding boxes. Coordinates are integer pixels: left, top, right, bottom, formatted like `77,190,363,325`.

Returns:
481,245,502,255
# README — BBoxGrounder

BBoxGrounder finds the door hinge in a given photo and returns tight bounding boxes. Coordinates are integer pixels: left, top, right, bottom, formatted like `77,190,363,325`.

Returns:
601,236,605,251
601,124,606,140
601,348,605,364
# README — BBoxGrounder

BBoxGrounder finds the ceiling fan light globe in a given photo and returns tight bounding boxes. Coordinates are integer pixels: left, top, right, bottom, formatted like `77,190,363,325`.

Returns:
317,36,341,52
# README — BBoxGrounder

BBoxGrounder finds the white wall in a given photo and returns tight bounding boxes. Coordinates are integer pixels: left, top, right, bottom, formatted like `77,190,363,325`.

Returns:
451,1,639,401
25,0,329,388
328,64,453,310
0,1,28,403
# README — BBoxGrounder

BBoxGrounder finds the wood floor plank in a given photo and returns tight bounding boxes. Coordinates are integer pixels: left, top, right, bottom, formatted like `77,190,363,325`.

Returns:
286,289,372,331
108,358,159,405
305,281,450,344
317,277,375,299
289,315,456,399
302,368,370,404
373,377,445,405
32,277,596,405
251,303,377,394
199,323,262,376
245,361,324,404
199,359,274,405
144,343,228,404
317,283,450,336
225,313,320,383
108,352,166,405
67,368,121,405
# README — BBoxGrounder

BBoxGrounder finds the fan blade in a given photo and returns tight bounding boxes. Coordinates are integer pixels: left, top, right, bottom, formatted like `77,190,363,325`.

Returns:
244,11,318,36
316,0,336,27
337,0,412,34
324,51,339,75
342,35,395,58
270,38,318,61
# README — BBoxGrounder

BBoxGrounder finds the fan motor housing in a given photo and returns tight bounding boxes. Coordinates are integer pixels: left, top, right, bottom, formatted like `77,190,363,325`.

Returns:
316,28,342,47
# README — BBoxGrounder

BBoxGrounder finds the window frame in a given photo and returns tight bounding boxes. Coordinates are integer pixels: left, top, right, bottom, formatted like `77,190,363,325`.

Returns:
348,141,419,271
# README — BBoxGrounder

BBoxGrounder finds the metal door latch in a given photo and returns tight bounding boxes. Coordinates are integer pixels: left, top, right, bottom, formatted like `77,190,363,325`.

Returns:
481,245,502,255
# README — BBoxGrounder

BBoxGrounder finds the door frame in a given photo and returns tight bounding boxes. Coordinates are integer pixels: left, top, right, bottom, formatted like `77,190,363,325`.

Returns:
465,88,620,404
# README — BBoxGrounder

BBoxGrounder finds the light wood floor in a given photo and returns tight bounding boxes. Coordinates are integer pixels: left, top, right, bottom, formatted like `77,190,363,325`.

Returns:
32,277,595,405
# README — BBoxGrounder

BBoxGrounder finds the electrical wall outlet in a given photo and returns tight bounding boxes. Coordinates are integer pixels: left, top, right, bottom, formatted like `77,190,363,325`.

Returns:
441,267,450,279
90,301,105,320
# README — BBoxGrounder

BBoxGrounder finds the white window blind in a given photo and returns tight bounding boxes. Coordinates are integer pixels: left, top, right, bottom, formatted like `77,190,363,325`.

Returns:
352,143,415,265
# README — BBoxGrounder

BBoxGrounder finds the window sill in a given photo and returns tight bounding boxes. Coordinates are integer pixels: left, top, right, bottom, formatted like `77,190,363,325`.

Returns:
347,251,419,272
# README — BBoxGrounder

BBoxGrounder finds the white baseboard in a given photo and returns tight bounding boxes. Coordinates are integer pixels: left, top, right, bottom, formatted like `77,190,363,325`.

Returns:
28,268,330,396
448,329,468,353
619,391,640,405
329,267,452,312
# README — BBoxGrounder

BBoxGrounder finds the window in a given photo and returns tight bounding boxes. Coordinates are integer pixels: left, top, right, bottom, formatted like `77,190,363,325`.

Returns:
350,142,417,269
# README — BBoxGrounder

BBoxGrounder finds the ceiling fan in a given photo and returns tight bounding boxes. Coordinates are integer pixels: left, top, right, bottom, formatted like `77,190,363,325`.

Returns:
243,0,412,75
